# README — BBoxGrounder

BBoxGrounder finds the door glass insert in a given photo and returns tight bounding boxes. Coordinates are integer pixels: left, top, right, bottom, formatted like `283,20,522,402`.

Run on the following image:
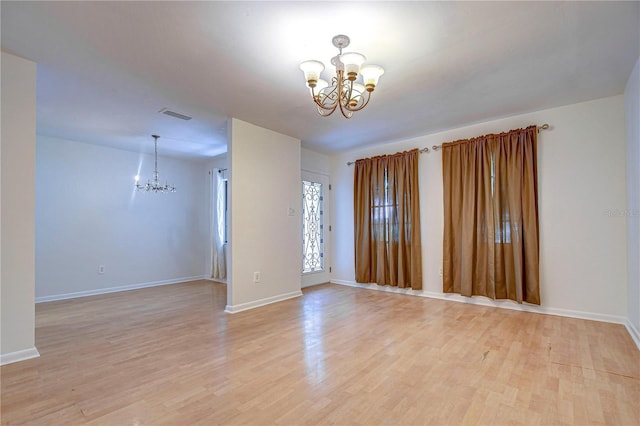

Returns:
302,180,323,273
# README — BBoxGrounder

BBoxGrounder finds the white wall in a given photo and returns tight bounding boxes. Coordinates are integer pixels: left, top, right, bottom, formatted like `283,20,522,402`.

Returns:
625,56,640,344
1,52,38,364
35,136,210,300
331,95,628,322
302,148,330,175
227,118,301,311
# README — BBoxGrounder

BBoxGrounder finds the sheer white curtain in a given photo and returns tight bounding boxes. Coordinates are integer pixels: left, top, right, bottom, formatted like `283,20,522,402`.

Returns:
211,169,227,280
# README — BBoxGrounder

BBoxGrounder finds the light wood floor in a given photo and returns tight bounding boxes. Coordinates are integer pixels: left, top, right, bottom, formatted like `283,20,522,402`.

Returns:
1,281,638,425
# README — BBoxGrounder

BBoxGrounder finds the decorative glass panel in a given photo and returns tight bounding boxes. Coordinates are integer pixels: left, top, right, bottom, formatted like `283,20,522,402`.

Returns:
302,180,323,273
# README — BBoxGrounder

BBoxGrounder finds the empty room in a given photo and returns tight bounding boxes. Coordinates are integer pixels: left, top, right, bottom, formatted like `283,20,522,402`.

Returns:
1,1,639,425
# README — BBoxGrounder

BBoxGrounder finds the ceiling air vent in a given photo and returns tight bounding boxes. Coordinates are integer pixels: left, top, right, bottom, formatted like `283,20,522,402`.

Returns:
159,108,192,121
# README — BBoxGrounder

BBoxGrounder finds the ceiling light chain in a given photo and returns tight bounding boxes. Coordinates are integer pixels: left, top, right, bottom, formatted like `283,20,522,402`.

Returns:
135,134,176,193
300,34,384,119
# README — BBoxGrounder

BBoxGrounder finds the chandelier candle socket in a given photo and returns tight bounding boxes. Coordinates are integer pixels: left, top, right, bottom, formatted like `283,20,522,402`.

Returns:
300,34,384,118
135,134,176,193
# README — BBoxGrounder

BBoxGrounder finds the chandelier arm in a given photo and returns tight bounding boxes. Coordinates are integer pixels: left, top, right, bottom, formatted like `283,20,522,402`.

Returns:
312,78,339,112
344,90,373,112
338,105,353,119
335,70,353,119
337,96,354,119
313,94,338,112
317,104,337,116
337,100,348,118
339,84,351,108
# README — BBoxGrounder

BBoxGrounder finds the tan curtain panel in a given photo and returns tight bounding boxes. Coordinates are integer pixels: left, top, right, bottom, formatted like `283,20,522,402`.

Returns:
354,149,422,289
442,125,540,304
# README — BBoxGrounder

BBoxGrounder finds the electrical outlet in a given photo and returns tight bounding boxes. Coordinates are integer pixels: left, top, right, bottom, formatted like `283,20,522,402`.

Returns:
439,267,443,277
253,271,260,283
98,265,105,274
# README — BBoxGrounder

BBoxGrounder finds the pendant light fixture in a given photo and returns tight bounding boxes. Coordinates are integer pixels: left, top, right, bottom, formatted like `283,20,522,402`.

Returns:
135,134,176,193
300,34,384,119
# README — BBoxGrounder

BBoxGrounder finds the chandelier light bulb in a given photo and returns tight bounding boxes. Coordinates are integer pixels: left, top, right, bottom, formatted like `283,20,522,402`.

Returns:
360,65,385,91
339,52,366,81
300,60,325,87
308,78,328,96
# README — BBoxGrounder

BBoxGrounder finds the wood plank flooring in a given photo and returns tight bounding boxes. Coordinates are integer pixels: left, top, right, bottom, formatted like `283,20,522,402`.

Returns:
1,281,638,425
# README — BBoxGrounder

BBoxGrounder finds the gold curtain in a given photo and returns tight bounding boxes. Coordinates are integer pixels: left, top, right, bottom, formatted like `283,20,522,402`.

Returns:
442,126,540,304
354,149,422,289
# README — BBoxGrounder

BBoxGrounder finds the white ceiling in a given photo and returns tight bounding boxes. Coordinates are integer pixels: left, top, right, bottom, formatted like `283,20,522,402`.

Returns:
2,1,638,159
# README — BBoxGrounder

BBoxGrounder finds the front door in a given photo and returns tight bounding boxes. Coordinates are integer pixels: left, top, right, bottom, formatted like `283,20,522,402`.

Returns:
301,171,330,288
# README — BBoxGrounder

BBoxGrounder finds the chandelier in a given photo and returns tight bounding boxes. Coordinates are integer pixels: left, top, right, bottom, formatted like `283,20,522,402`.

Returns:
300,34,384,119
135,134,176,193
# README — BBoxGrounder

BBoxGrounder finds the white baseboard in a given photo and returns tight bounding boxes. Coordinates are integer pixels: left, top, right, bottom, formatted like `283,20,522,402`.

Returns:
1,347,40,366
35,276,207,303
225,290,303,314
625,319,640,350
330,279,638,350
302,281,330,289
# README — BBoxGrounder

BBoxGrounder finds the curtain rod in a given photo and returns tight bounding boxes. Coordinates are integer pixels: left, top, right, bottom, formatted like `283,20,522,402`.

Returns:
208,168,228,176
346,147,429,166
430,123,550,152
345,124,549,165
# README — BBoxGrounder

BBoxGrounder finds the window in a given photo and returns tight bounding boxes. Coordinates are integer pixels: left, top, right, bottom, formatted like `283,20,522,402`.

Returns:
490,154,511,244
370,171,403,243
353,149,422,289
441,125,540,304
302,180,323,273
